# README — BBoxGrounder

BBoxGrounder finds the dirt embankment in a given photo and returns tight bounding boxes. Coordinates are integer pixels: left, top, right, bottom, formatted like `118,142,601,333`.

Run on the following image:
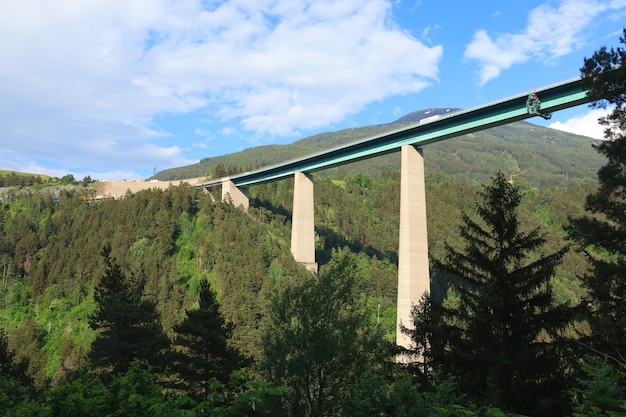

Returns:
93,177,207,199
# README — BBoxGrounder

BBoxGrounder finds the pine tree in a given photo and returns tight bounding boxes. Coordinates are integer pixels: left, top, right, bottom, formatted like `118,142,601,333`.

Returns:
432,172,573,416
568,29,626,365
88,247,170,382
170,279,247,400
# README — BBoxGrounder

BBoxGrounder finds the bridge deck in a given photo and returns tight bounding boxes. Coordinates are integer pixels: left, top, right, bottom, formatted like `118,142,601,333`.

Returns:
198,77,589,188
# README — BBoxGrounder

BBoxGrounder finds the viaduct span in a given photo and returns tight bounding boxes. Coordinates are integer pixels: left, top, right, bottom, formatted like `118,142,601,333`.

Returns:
198,77,591,351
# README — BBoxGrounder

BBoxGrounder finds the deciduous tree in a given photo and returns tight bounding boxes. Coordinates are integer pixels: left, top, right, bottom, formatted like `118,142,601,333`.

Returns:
260,249,389,417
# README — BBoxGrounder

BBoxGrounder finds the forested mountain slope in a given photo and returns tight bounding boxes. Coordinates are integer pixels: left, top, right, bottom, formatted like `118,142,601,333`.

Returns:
5,29,626,417
154,109,604,188
0,171,592,387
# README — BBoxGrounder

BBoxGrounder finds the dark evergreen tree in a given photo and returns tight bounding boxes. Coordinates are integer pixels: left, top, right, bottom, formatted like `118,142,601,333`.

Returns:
431,172,573,416
570,356,626,416
399,293,442,385
170,279,247,400
580,28,626,110
88,247,170,382
568,28,626,365
0,330,32,390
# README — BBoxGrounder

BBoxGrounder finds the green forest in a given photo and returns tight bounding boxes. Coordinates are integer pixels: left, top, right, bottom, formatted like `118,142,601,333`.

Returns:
1,32,626,417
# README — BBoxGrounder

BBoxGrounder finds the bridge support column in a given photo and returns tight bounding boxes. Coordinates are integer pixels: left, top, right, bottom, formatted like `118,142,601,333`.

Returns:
222,179,249,211
397,145,430,355
291,172,317,272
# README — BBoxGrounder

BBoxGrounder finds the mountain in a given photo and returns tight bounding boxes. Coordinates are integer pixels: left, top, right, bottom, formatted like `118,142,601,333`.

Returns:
154,109,605,188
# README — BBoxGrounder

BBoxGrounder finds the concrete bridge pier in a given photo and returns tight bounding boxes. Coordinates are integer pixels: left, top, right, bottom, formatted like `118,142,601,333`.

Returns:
222,179,249,210
397,145,430,353
291,172,318,272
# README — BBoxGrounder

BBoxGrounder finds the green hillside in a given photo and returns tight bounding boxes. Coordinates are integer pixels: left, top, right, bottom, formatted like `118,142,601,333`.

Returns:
0,157,612,416
0,172,593,374
154,111,604,188
0,111,610,416
0,112,613,417
0,170,52,187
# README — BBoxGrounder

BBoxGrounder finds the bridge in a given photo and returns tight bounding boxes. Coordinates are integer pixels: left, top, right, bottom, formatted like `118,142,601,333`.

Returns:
198,76,591,352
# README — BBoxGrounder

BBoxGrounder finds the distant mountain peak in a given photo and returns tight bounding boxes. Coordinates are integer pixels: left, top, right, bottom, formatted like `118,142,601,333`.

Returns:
394,108,461,124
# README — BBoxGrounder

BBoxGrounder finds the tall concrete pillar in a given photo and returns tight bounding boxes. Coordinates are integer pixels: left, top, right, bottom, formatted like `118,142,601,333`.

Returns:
397,145,430,353
291,172,317,272
222,179,249,211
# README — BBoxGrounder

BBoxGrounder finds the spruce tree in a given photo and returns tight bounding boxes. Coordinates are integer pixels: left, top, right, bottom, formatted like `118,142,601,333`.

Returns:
432,172,572,416
88,247,170,382
170,279,247,400
568,29,626,364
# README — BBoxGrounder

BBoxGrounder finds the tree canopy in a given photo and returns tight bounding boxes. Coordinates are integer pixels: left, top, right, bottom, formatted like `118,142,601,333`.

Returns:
260,250,391,417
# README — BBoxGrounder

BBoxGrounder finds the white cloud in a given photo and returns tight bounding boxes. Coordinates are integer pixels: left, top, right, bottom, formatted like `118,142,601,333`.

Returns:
0,0,442,177
464,0,625,85
548,108,611,139
219,127,239,136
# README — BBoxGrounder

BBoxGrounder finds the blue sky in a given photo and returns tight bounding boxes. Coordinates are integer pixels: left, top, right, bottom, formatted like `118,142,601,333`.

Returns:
1,0,625,180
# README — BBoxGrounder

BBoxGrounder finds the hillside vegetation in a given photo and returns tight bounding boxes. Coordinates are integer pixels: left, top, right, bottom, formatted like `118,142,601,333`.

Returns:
0,112,612,417
0,170,51,187
0,172,592,379
154,111,604,189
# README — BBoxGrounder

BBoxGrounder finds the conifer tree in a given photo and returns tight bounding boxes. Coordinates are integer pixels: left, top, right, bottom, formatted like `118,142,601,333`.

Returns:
432,172,573,417
170,279,247,400
88,247,170,382
0,330,32,391
568,28,626,364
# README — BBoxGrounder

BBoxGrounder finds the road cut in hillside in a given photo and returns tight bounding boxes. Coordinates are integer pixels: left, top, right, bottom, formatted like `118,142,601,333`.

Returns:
93,177,206,199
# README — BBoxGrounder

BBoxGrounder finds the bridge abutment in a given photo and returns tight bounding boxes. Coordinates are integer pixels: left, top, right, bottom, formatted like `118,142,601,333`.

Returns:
291,172,318,272
397,145,430,354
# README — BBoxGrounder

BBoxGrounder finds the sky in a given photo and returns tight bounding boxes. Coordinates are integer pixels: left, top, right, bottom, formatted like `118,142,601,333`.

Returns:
1,0,625,181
